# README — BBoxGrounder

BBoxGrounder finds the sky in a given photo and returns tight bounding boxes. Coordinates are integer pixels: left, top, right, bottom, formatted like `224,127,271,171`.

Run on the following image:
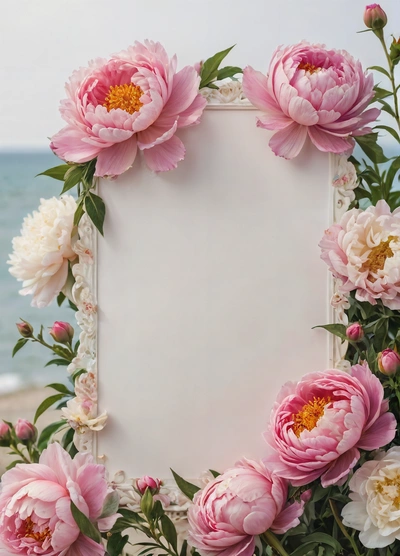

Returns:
0,0,399,149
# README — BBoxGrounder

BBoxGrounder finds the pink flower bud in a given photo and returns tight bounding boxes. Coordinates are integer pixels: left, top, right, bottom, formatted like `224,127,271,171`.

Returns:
49,321,74,344
378,349,400,375
136,476,161,495
16,321,33,338
0,422,10,439
15,419,37,443
346,323,364,342
363,4,387,30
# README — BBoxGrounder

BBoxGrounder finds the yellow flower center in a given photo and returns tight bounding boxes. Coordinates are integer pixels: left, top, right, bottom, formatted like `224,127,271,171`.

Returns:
22,516,52,542
103,83,143,114
292,396,331,437
297,62,322,74
375,475,400,508
363,236,396,279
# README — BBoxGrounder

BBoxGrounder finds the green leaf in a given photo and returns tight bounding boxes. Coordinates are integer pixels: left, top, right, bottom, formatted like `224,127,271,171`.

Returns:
34,393,66,423
74,197,85,227
368,65,391,79
312,323,347,342
209,469,221,478
301,533,342,551
57,292,66,306
107,533,130,556
290,544,318,556
37,420,67,451
46,382,74,395
99,490,120,519
12,338,28,357
200,45,235,88
379,99,397,119
140,487,154,518
355,133,389,164
216,66,243,81
170,469,200,501
160,515,177,551
62,165,83,194
374,125,400,144
180,540,188,556
6,460,25,470
45,358,70,367
373,86,392,100
70,501,102,544
37,164,70,181
85,192,106,236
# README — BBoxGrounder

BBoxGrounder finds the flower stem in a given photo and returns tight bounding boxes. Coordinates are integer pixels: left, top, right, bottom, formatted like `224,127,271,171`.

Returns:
10,444,30,464
329,500,362,556
378,35,400,131
262,531,290,556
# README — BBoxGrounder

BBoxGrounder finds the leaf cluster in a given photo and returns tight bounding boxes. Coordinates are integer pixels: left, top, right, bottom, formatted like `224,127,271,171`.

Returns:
199,46,242,89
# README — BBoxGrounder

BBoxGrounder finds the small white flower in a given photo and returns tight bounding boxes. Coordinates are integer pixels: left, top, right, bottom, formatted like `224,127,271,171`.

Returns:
201,80,245,104
8,196,77,308
332,156,358,202
342,447,400,548
61,397,107,433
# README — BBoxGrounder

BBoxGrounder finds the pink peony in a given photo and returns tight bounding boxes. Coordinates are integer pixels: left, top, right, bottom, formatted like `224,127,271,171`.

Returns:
0,442,119,555
320,200,400,309
136,476,161,495
188,458,305,556
243,42,379,159
265,365,396,488
51,40,207,177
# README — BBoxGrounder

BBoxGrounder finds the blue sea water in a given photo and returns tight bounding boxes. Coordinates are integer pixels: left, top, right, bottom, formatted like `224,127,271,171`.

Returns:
0,152,72,394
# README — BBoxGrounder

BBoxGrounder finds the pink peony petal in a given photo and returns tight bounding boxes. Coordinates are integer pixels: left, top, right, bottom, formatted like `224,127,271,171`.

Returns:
287,96,318,126
143,135,185,172
357,412,397,450
307,126,354,154
242,66,281,113
271,500,304,534
95,136,138,177
163,66,201,116
321,447,360,487
268,123,308,159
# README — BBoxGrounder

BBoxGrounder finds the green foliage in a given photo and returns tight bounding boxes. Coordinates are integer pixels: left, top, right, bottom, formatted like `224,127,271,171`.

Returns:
70,501,102,544
171,469,201,500
199,45,242,89
34,393,67,423
12,338,29,357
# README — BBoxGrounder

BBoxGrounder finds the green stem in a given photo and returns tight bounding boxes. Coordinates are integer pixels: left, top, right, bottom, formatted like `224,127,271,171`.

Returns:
378,36,400,131
10,444,30,464
329,500,362,556
262,531,290,556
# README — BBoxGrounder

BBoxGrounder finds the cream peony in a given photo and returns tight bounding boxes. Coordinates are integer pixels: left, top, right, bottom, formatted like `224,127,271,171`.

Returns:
342,447,400,548
320,200,400,309
8,196,77,308
61,397,107,434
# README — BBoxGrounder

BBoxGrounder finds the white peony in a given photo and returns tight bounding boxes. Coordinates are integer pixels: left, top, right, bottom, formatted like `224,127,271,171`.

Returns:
8,195,77,308
342,447,400,548
61,397,107,434
332,156,358,202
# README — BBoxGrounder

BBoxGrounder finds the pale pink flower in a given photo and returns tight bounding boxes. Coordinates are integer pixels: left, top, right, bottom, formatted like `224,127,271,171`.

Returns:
265,365,396,488
51,40,207,177
75,371,97,402
332,156,358,202
243,42,379,159
320,200,400,309
0,442,118,555
378,348,400,375
0,422,10,440
61,397,107,434
188,458,305,556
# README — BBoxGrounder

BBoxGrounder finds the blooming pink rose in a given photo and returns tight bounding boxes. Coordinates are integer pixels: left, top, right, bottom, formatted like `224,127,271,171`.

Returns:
378,348,400,375
51,40,207,177
320,200,400,310
0,442,118,555
188,458,305,556
243,42,379,159
265,365,396,488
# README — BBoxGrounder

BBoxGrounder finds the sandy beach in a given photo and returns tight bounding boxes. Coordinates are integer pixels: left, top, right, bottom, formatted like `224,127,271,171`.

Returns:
0,387,61,473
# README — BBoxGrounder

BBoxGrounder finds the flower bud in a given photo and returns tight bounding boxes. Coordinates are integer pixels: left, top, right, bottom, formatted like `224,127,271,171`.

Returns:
15,419,37,443
49,321,74,344
16,321,33,338
346,323,364,342
378,348,400,375
136,476,161,495
390,38,400,67
363,4,387,30
0,422,11,446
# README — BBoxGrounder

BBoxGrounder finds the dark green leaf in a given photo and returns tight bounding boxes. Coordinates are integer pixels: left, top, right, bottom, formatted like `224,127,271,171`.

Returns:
374,125,400,143
12,338,28,357
200,45,235,88
57,292,66,306
37,164,70,181
180,540,188,556
74,198,85,227
379,99,397,119
301,533,342,551
373,86,392,100
107,533,130,556
140,487,154,518
160,515,177,551
85,192,106,236
216,66,243,81
368,65,391,79
62,165,83,194
99,491,120,519
69,300,78,311
45,358,70,367
312,323,347,342
290,544,318,556
170,469,200,501
355,133,389,164
34,393,66,423
37,420,67,451
46,382,74,395
151,499,165,520
71,369,87,383
70,501,102,544
209,469,220,478
6,460,25,470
